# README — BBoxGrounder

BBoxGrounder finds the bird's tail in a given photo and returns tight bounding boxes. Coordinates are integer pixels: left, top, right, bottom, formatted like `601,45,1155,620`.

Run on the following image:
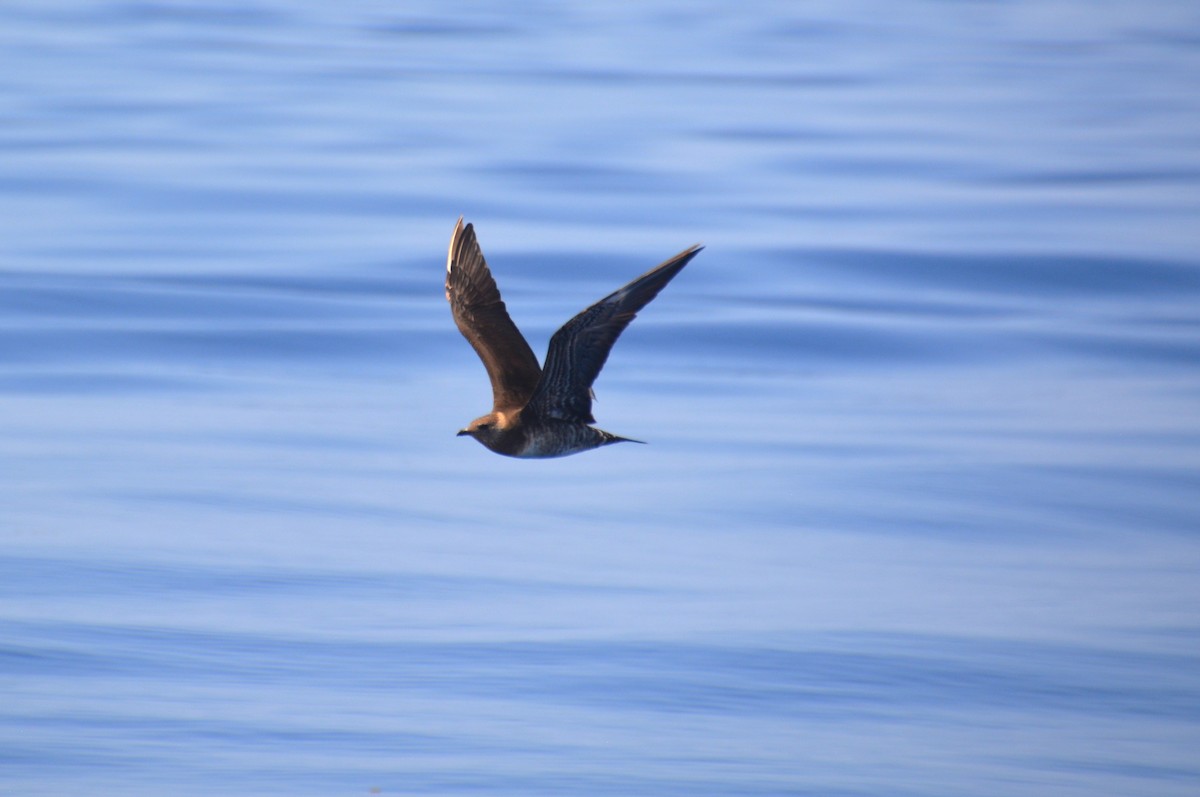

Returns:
600,430,645,446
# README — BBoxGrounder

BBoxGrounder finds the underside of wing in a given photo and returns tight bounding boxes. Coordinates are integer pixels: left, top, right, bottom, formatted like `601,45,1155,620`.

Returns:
527,243,702,423
445,218,542,414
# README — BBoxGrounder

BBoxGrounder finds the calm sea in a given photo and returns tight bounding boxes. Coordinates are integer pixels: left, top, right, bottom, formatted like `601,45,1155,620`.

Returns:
2,2,1199,795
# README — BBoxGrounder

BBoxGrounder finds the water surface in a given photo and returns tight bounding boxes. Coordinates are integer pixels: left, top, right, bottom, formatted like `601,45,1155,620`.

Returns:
2,2,1199,796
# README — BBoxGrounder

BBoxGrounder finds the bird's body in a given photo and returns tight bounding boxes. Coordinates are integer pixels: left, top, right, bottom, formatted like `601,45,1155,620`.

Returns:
445,218,701,458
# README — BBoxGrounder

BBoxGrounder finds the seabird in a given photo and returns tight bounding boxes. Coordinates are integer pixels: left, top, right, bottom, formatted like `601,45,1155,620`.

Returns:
445,217,701,458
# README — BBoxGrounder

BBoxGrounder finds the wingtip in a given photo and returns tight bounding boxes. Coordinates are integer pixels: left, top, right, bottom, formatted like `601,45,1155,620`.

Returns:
448,216,468,274
451,214,472,273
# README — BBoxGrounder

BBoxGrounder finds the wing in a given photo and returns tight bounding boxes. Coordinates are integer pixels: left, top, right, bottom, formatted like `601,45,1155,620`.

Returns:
526,243,702,423
445,217,542,414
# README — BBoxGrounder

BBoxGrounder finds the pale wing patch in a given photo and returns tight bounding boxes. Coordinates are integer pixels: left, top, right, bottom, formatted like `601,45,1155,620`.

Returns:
446,216,464,301
447,215,464,274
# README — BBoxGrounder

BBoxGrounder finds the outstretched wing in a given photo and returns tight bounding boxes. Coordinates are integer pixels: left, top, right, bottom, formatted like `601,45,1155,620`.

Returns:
526,244,702,424
445,217,542,414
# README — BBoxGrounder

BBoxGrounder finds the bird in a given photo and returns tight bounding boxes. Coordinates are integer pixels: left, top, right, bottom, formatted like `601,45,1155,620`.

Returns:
445,217,701,458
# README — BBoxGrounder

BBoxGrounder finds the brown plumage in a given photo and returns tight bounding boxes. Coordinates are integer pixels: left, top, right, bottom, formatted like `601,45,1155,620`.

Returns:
445,217,701,458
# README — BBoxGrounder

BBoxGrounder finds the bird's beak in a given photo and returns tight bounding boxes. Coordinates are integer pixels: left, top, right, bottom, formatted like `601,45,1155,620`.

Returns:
456,428,470,437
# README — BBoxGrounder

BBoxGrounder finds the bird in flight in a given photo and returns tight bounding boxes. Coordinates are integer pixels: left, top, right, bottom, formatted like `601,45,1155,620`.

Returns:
445,217,701,458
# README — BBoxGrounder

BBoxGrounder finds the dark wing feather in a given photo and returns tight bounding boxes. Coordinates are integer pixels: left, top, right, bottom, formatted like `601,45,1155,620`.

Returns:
445,217,542,414
526,244,702,423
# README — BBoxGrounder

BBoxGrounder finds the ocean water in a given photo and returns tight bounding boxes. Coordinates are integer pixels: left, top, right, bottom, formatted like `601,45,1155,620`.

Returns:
2,1,1199,795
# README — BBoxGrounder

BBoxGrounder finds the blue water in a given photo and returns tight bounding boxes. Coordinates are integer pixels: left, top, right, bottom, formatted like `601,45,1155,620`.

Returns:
3,1,1200,795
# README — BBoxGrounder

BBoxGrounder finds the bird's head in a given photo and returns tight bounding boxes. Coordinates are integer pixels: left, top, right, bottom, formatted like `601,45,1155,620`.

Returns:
457,413,505,446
